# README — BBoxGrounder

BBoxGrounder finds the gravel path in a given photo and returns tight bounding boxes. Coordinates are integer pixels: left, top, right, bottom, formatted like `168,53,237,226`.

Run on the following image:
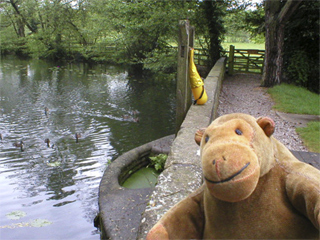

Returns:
217,73,308,151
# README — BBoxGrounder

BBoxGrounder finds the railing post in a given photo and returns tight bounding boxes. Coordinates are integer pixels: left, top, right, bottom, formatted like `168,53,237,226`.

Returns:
175,20,193,134
189,26,195,50
261,52,265,74
228,45,235,75
246,51,250,72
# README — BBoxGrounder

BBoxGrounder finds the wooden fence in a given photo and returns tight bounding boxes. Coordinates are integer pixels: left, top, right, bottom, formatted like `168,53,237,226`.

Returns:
65,42,264,74
192,45,265,75
227,45,265,74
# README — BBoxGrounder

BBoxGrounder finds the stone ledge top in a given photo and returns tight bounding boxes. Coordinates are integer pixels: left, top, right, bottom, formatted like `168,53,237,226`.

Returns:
138,58,226,239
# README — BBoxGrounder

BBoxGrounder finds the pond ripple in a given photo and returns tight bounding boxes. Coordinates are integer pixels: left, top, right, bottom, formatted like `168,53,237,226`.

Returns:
0,57,175,239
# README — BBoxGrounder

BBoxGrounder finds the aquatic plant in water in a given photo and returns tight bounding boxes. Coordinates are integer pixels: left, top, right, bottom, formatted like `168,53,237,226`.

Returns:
2,211,53,229
6,211,27,220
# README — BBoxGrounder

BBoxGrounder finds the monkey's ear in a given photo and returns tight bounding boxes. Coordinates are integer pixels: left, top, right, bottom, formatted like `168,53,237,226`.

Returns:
195,128,206,146
257,117,275,137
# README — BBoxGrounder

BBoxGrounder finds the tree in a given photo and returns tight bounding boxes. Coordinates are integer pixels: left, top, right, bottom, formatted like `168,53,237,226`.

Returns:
201,1,226,66
262,0,303,87
283,1,319,93
91,0,190,64
191,1,226,67
8,0,38,35
222,1,264,43
0,0,90,59
0,0,236,71
242,3,265,43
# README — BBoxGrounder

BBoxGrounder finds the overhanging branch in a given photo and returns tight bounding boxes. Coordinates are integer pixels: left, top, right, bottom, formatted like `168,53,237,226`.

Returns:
277,0,303,24
9,0,37,34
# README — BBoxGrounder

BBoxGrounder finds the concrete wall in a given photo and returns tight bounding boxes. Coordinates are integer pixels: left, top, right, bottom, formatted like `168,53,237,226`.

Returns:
138,57,226,238
98,135,174,240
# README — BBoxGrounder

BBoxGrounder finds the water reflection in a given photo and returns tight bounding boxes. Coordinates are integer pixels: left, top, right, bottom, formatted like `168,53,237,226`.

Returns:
0,56,176,239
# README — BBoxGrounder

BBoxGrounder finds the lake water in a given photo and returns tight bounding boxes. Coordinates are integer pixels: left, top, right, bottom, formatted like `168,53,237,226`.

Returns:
0,56,176,239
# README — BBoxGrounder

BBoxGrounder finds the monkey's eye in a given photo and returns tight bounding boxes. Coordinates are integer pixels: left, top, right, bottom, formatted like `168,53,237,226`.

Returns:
235,129,242,135
205,135,209,143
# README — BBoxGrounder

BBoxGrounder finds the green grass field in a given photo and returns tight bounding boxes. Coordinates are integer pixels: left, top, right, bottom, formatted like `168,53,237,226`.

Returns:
268,84,320,153
188,41,265,51
222,42,265,51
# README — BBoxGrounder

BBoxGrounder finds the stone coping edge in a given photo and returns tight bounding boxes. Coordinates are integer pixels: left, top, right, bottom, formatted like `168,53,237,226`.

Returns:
138,57,226,239
98,135,175,240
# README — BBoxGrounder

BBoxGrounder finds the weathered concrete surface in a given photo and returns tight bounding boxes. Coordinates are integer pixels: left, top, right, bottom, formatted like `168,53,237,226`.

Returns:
137,58,226,239
98,135,174,240
291,151,320,169
276,111,320,127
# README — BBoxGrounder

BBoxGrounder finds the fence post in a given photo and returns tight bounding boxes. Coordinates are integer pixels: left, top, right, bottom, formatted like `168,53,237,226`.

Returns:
228,45,235,75
175,20,193,134
246,52,250,72
261,53,265,74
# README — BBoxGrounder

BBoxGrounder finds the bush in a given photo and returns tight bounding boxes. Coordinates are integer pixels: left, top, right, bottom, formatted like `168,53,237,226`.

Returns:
142,47,177,73
149,154,168,172
287,50,310,86
283,1,319,93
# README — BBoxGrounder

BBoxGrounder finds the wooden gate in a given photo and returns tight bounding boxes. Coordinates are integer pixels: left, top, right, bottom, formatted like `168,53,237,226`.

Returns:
193,48,210,66
228,45,265,74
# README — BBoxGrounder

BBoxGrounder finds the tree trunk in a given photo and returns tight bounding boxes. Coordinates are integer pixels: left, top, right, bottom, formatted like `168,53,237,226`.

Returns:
201,1,224,66
17,18,25,38
262,0,281,87
9,0,37,34
275,23,285,84
67,20,88,46
262,0,303,87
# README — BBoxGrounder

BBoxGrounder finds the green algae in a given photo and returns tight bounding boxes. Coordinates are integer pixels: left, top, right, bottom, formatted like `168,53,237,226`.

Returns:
122,167,160,189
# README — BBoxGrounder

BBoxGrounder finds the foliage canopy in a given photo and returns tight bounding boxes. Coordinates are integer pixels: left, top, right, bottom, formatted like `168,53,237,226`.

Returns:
0,0,192,69
0,0,228,72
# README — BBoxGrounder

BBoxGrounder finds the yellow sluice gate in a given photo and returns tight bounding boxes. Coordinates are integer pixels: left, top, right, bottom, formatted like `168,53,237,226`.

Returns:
189,48,207,105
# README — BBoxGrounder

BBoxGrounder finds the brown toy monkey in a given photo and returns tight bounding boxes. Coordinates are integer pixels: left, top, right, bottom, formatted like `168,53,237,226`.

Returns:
147,113,320,239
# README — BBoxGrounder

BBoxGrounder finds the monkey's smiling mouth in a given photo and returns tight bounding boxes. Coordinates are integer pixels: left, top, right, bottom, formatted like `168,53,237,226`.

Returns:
204,162,250,184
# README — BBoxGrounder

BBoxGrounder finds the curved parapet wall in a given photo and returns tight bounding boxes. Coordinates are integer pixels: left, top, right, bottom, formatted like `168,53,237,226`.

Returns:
138,57,226,238
98,135,174,240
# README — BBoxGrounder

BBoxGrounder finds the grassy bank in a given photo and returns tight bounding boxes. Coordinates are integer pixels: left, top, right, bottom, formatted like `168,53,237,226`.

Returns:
296,122,320,153
268,83,320,153
268,83,319,115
